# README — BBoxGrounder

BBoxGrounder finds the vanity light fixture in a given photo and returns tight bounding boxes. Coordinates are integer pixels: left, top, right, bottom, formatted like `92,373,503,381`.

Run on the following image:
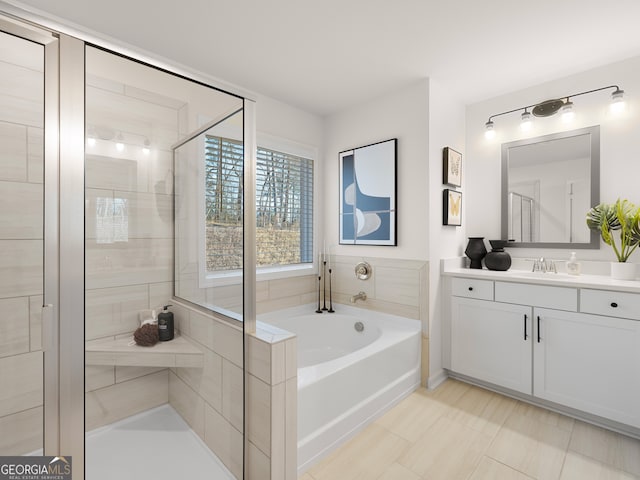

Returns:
610,87,625,113
561,100,575,123
520,109,533,131
142,138,151,155
484,120,496,139
115,133,125,152
483,84,624,139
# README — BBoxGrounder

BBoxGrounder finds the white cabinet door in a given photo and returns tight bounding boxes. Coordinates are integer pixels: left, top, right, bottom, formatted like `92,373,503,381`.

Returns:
451,297,532,394
534,308,640,428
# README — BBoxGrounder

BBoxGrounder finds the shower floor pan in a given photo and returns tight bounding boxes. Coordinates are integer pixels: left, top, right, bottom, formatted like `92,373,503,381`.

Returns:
86,404,234,480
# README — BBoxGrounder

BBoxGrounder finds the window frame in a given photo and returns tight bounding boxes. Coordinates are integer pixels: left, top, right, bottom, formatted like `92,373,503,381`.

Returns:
198,131,318,288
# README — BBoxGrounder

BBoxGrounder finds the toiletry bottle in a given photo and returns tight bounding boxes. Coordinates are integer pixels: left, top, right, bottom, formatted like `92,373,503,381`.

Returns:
566,252,581,276
158,305,174,341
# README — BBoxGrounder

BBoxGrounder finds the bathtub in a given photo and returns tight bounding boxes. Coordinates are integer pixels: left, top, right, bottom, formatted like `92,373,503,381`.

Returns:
259,303,421,473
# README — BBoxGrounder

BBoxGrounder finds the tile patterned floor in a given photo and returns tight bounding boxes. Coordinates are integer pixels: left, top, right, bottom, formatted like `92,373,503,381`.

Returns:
300,379,640,480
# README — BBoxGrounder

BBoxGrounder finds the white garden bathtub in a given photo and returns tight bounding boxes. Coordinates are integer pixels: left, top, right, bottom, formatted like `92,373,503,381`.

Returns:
259,303,421,473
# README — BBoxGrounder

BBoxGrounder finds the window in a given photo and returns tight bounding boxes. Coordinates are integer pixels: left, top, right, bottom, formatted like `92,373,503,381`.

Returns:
204,135,314,277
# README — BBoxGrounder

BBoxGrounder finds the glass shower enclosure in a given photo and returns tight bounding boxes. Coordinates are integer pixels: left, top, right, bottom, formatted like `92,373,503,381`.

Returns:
0,9,252,480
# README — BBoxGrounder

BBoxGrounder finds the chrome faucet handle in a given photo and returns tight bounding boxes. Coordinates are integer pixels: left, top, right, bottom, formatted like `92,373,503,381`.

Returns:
546,259,557,273
532,258,542,272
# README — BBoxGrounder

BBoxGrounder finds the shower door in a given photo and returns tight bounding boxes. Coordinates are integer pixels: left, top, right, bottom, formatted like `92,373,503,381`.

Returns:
0,17,59,456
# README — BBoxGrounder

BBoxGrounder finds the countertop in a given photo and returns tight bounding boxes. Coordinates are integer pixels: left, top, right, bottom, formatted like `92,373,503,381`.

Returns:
442,258,640,294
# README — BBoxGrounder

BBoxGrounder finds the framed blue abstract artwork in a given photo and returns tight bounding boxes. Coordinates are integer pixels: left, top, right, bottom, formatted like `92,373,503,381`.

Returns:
339,139,397,245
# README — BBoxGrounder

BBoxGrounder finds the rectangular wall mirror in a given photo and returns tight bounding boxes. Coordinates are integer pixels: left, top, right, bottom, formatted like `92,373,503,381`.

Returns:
501,126,600,248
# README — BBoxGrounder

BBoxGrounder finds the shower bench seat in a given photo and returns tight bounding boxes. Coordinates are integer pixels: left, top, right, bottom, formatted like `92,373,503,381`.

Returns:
85,335,204,368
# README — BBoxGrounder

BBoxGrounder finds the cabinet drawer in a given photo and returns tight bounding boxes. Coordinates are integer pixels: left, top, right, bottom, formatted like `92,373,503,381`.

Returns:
451,277,493,300
580,289,640,320
495,282,577,311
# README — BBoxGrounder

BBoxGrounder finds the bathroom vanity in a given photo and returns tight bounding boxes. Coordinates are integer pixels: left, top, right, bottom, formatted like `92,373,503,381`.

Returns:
442,259,640,437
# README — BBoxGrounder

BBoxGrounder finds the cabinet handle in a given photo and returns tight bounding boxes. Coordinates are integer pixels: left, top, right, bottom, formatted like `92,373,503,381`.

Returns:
524,314,528,340
537,316,541,343
610,302,618,308
468,287,473,291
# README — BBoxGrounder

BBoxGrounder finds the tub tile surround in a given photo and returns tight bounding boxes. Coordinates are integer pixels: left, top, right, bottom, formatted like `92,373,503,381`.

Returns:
305,380,640,480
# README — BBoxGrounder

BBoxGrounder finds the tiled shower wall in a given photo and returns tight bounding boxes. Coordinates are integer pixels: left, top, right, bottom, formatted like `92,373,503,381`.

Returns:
0,35,44,455
83,75,178,430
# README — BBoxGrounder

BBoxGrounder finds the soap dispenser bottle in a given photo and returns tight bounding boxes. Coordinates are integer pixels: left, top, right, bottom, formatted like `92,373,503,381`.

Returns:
566,252,581,276
158,305,174,341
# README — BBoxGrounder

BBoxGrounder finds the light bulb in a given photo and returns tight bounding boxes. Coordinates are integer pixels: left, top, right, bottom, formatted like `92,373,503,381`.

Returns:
561,101,575,123
610,88,625,114
520,110,532,131
484,120,496,140
87,136,96,147
142,138,151,155
116,133,125,152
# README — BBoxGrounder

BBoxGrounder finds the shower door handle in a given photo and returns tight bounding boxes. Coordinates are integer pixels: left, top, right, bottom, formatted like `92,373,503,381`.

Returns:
42,304,54,353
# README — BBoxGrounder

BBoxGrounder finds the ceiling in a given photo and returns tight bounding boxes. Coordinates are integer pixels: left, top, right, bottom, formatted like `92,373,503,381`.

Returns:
8,0,640,116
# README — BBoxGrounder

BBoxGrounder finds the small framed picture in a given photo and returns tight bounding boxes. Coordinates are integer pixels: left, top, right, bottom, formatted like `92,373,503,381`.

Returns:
443,189,462,226
443,147,462,187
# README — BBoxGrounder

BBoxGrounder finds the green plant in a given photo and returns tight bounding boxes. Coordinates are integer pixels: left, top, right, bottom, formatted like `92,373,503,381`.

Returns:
586,199,640,262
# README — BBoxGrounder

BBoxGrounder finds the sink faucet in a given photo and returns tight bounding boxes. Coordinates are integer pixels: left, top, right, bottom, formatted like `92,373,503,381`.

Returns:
350,291,367,303
532,257,557,273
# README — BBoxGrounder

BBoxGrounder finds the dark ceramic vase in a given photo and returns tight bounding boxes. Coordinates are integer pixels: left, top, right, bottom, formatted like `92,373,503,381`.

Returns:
465,237,487,269
485,239,512,271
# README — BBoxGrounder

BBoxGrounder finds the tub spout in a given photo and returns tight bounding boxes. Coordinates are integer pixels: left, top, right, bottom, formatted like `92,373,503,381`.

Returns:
350,291,367,303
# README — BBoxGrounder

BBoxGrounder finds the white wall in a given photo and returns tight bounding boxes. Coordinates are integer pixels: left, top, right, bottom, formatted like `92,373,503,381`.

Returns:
427,79,466,385
323,79,430,261
323,78,466,387
466,55,640,262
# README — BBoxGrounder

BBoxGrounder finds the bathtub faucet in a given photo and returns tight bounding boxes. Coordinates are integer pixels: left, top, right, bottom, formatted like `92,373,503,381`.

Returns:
350,291,367,303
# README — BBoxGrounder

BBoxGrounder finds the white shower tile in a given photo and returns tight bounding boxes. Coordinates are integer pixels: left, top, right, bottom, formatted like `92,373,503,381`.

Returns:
247,441,271,480
0,351,43,417
0,181,43,239
149,281,173,310
29,295,42,351
115,366,165,383
27,126,43,184
247,374,271,456
0,406,42,455
204,402,243,478
0,240,42,299
285,377,298,480
0,121,28,182
168,371,205,438
85,365,115,392
174,348,223,413
189,310,215,348
85,284,148,340
212,319,243,367
0,62,43,129
116,190,172,239
222,358,243,431
0,296,29,358
246,334,271,383
85,238,172,289
285,337,297,380
85,369,168,430
206,284,244,312
85,154,141,192
271,381,286,479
